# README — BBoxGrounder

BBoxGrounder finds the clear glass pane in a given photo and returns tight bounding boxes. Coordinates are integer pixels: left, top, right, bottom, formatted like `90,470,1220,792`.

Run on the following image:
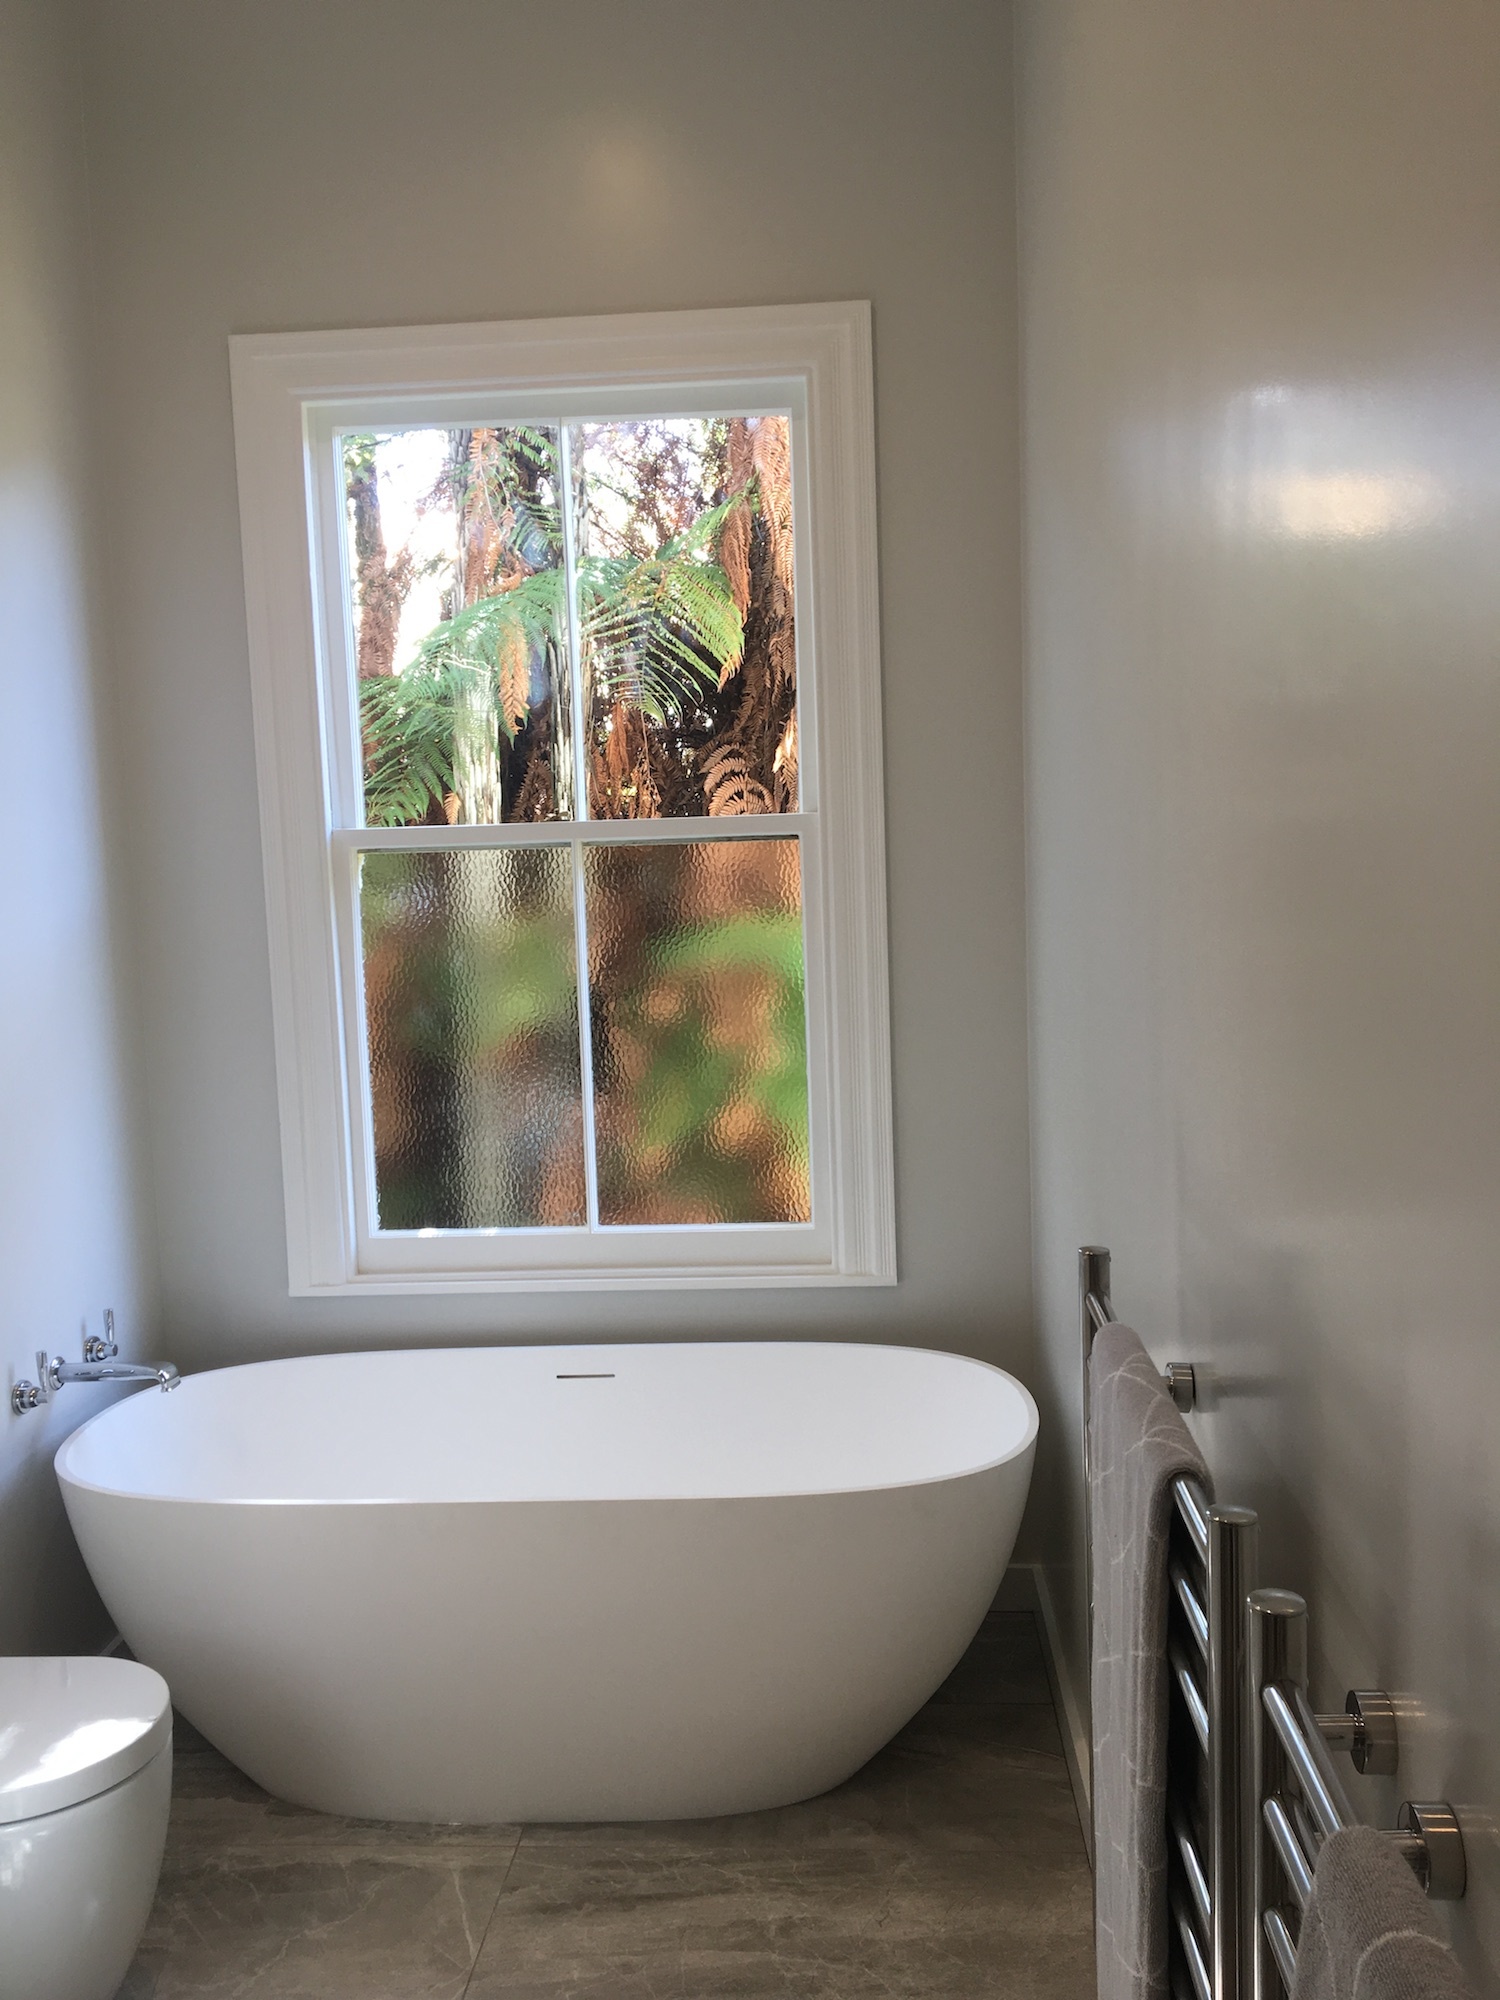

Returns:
360,848,586,1229
571,417,798,819
585,839,810,1224
343,426,572,827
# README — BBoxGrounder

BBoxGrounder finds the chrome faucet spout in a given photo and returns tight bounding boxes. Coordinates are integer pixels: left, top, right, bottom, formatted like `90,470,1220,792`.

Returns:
50,1357,180,1391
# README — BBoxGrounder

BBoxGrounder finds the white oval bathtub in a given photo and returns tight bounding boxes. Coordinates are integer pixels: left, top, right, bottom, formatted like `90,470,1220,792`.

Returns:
56,1342,1038,1823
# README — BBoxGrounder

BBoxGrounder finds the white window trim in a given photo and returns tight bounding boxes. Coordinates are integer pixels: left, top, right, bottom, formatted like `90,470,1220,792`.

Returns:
229,302,895,1294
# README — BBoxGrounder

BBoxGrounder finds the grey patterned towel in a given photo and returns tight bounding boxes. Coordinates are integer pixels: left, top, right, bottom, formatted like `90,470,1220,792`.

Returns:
1292,1825,1474,2000
1090,1320,1211,2000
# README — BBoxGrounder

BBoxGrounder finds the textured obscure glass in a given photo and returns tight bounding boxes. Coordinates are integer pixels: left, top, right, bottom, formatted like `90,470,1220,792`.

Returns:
360,848,586,1229
571,417,799,819
585,839,809,1224
344,426,572,828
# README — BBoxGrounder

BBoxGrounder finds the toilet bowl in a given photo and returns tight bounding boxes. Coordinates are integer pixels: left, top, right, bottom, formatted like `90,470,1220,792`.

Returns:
0,1656,172,2000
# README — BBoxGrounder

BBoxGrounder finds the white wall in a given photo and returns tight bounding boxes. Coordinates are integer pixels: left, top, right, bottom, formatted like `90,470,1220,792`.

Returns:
0,0,154,1652
76,1,1037,1431
1019,2,1500,1978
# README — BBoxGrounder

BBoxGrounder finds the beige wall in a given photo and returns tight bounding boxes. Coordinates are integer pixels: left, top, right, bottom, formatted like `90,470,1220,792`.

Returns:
1019,1,1500,1978
76,2,1036,1423
0,0,154,1650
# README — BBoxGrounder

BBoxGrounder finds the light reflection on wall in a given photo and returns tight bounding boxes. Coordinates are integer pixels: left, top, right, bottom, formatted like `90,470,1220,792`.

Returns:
1260,469,1445,541
1214,384,1451,541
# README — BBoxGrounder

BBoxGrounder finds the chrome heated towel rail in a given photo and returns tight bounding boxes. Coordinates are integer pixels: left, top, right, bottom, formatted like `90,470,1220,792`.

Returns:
1080,1247,1466,2000
1081,1250,1255,2000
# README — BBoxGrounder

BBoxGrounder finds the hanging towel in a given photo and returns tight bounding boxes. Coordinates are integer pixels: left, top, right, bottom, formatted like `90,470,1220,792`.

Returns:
1291,1824,1474,2000
1091,1320,1212,2000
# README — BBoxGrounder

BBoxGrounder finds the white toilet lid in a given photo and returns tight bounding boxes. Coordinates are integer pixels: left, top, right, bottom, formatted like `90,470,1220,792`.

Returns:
0,1656,172,1823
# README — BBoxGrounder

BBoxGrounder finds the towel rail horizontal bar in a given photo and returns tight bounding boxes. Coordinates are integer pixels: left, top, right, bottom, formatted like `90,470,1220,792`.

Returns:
1262,1798,1313,1912
1171,1559,1210,1656
1172,1807,1214,1937
1173,1886,1214,2000
1173,1475,1211,1563
1263,1684,1353,1845
1172,1641,1210,1755
1262,1910,1298,1994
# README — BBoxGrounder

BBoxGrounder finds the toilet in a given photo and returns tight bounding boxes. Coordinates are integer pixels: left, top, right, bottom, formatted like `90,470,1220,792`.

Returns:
0,1656,172,2000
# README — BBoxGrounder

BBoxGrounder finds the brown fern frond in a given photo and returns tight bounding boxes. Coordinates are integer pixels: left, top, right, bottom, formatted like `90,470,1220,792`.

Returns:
700,741,775,816
506,748,555,823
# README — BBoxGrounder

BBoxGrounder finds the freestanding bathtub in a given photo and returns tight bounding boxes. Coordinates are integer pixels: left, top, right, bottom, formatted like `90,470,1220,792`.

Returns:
57,1342,1037,1824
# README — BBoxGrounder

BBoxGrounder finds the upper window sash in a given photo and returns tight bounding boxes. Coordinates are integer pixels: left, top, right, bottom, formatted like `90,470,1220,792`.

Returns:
304,388,819,839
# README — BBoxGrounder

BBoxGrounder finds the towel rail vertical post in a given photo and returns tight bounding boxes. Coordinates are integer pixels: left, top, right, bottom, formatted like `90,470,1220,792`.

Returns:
1246,1589,1308,2000
1208,1505,1257,2000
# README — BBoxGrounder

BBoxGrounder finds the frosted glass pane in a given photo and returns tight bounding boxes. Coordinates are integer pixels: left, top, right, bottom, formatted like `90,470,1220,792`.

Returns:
585,840,810,1224
344,426,572,827
360,849,585,1229
571,417,798,819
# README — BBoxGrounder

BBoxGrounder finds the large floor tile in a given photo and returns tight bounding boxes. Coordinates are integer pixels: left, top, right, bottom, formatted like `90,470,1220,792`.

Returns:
118,1850,513,2000
466,1708,1092,1999
467,1856,1091,1999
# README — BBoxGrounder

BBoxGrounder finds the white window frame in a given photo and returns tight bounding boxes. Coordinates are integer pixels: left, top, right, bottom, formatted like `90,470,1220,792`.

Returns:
229,302,894,1294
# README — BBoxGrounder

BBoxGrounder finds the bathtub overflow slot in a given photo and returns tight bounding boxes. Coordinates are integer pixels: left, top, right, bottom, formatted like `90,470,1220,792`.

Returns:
556,1372,615,1379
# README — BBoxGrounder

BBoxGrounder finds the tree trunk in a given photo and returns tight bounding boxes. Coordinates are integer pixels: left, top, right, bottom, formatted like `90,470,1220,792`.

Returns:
348,447,413,681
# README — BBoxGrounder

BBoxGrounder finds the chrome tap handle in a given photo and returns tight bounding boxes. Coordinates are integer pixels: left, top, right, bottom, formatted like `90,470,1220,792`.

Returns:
83,1309,120,1365
10,1350,55,1416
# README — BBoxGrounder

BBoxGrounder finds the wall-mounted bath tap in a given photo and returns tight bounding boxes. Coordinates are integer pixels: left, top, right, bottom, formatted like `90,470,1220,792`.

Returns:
11,1314,180,1414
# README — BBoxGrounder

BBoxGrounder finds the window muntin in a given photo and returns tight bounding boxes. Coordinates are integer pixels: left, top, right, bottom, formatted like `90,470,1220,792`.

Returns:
327,409,811,1241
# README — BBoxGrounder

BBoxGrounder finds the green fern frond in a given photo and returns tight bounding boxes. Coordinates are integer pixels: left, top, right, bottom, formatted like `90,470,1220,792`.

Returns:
359,491,747,822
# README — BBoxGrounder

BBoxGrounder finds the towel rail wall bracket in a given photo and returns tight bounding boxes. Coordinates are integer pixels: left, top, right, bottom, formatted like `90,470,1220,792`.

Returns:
1313,1689,1399,1778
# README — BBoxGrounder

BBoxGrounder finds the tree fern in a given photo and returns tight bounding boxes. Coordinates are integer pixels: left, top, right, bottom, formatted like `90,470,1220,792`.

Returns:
359,492,749,825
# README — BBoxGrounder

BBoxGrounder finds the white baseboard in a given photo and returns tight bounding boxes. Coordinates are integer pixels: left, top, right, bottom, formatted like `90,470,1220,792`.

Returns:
1031,1562,1092,1863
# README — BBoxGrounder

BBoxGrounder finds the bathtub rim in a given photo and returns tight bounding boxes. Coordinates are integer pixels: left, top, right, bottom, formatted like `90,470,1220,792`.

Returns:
54,1339,1040,1509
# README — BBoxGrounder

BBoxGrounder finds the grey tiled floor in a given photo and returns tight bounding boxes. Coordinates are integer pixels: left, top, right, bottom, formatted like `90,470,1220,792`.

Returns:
120,1609,1093,1999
